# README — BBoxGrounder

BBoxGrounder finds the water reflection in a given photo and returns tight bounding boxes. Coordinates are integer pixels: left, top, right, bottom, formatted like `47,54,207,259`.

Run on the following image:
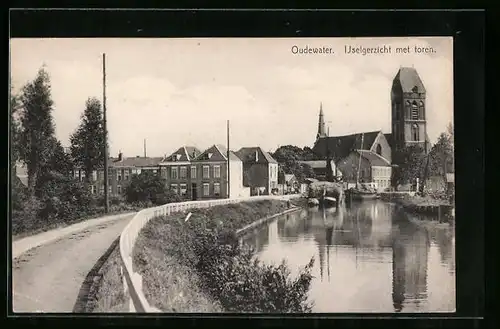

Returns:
242,201,456,313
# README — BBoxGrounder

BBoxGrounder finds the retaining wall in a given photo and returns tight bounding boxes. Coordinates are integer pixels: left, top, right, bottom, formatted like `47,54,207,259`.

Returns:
119,194,301,313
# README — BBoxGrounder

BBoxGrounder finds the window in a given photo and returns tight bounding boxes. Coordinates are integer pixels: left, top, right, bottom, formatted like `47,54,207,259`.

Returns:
214,183,220,196
108,186,112,194
117,185,122,194
203,183,210,196
376,144,382,156
180,166,187,179
411,102,419,120
90,185,96,194
117,170,122,181
412,123,420,141
92,171,97,182
191,166,197,179
99,186,104,195
203,166,210,179
214,165,221,178
80,171,86,182
153,169,157,174
171,167,178,179
171,184,178,194
73,170,79,180
180,184,187,197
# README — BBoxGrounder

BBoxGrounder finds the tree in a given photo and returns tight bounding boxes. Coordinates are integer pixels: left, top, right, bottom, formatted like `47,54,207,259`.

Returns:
428,127,454,192
124,171,181,205
70,97,106,183
10,89,22,174
18,68,57,197
391,145,426,189
272,145,318,182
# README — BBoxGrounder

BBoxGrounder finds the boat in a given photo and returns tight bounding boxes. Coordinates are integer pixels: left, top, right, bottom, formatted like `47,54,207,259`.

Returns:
346,188,379,201
320,196,337,207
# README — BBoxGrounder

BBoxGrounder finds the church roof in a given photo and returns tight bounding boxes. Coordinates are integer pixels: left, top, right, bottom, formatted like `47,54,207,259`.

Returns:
313,131,381,160
393,67,426,93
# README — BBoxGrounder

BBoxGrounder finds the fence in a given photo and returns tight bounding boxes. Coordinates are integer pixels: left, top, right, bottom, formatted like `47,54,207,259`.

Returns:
119,194,301,313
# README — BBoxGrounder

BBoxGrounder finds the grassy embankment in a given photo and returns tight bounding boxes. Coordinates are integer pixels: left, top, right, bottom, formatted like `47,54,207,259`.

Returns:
12,205,140,242
394,194,454,219
132,198,314,313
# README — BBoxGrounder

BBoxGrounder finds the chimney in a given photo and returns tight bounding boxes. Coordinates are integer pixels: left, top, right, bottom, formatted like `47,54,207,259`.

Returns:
118,151,123,162
255,150,259,162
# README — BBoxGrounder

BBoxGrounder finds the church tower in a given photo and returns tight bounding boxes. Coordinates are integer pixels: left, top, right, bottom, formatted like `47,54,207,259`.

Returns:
390,67,428,153
316,102,327,141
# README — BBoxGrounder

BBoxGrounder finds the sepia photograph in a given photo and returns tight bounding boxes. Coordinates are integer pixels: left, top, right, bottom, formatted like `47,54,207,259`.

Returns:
10,36,455,314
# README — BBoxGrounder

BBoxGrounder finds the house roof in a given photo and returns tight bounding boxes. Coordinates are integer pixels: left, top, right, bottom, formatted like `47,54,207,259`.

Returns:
195,144,241,162
164,146,202,162
357,150,391,167
393,67,426,93
112,156,163,167
235,147,278,164
313,131,381,160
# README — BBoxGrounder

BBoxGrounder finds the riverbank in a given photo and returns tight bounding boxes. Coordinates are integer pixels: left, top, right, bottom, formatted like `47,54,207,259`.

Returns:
394,195,454,220
132,199,314,313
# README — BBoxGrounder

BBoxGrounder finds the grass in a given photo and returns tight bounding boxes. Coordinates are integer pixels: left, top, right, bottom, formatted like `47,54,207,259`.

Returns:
133,199,294,312
92,243,129,313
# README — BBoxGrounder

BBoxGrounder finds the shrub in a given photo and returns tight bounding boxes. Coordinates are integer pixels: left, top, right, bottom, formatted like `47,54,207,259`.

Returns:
124,171,181,206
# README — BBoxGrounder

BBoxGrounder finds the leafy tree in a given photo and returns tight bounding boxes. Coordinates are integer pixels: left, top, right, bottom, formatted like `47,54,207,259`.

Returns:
272,145,318,182
18,68,57,197
391,145,426,189
428,127,454,192
10,90,22,174
70,97,106,183
124,171,181,205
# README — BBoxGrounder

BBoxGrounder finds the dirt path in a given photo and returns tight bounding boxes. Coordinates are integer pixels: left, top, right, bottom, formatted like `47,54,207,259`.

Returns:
12,215,134,313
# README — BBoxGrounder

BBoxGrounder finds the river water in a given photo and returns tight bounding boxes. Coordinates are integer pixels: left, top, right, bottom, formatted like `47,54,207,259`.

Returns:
241,201,456,313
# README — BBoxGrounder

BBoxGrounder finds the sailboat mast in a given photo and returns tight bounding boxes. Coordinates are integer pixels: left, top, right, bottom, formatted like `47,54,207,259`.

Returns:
356,133,365,186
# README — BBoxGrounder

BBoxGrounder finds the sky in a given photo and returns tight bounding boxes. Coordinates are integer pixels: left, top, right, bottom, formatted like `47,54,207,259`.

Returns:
10,37,453,158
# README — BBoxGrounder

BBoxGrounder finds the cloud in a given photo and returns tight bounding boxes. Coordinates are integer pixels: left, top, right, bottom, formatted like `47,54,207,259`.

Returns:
10,37,454,156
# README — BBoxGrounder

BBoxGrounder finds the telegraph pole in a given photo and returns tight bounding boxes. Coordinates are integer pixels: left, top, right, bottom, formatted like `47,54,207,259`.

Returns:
103,53,109,213
227,120,230,199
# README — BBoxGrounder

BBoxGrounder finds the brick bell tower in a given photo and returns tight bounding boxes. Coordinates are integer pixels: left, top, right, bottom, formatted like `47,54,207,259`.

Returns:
390,67,428,154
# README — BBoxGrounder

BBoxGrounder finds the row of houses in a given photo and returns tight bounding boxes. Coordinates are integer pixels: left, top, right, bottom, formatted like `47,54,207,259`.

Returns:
38,144,282,201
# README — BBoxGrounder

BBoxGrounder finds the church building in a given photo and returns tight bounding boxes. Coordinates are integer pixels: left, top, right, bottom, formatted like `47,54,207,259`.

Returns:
310,66,431,189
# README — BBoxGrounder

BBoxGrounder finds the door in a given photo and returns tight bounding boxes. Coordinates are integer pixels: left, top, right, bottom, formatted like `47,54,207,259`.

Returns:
191,183,197,200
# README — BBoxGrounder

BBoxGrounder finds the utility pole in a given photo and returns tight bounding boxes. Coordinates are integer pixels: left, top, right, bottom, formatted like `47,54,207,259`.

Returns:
227,120,230,199
103,53,109,213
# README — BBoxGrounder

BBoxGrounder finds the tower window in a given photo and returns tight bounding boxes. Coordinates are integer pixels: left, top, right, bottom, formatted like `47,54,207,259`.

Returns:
412,123,420,141
411,102,419,120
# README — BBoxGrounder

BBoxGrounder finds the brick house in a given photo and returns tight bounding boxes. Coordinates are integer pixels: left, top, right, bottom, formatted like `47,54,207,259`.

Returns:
158,146,202,200
70,152,163,197
235,147,279,196
336,150,392,192
191,144,246,200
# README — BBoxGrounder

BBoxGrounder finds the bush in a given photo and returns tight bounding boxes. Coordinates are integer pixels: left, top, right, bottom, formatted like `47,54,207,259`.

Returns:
124,171,181,206
134,200,314,313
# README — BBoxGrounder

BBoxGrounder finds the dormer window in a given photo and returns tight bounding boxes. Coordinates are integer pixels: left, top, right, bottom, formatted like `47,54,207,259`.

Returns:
176,154,181,161
207,153,213,159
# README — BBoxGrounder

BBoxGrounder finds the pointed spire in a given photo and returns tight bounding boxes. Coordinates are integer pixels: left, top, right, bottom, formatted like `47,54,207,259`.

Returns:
320,101,324,115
